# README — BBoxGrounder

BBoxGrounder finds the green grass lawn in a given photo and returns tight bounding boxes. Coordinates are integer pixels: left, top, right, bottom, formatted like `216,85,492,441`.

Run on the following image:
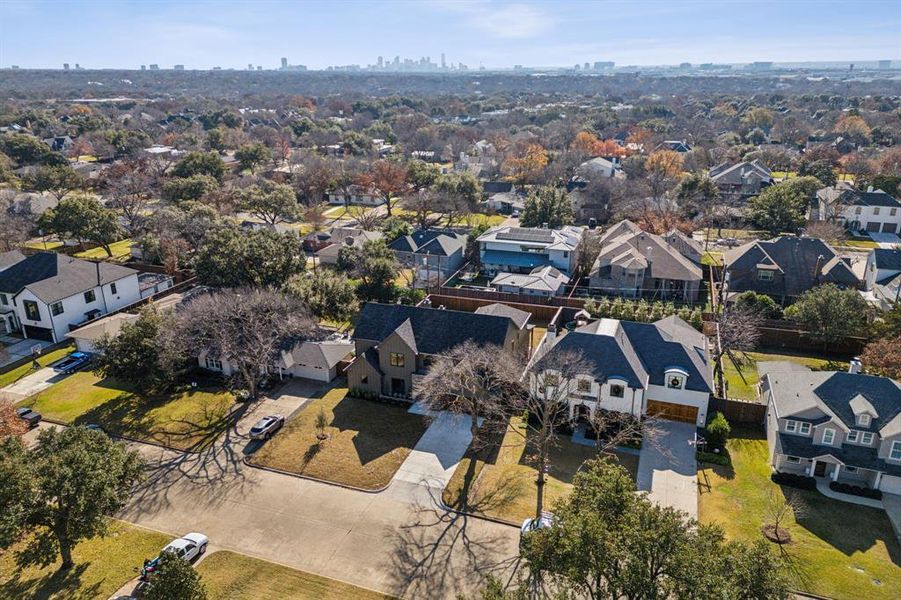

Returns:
443,416,639,524
701,251,724,266
843,238,880,249
197,551,395,599
0,345,74,389
723,350,848,402
73,239,133,262
23,238,64,251
0,520,170,600
250,387,430,490
20,371,236,450
698,429,900,599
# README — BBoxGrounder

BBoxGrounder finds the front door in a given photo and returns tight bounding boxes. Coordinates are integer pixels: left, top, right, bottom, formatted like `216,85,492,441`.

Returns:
814,462,827,477
390,377,406,396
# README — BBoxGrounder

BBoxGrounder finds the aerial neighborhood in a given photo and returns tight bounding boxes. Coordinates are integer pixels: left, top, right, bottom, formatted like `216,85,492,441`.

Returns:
0,17,899,600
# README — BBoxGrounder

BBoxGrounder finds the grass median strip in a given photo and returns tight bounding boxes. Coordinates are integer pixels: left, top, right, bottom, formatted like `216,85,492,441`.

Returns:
698,428,900,600
443,416,639,524
20,371,235,451
197,551,395,599
250,386,430,490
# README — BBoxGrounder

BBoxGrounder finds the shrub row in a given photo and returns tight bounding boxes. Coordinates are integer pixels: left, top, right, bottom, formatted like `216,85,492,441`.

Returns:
583,298,704,330
697,451,731,466
829,481,882,500
771,472,817,490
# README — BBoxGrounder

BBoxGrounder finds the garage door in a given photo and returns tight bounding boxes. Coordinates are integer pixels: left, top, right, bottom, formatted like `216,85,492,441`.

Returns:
646,400,698,424
879,475,901,495
23,325,54,342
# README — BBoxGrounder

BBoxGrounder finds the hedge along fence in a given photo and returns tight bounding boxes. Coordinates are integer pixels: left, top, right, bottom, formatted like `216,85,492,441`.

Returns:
583,297,705,331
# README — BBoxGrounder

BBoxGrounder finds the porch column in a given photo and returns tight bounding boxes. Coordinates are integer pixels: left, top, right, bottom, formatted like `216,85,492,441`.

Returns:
831,464,841,482
568,403,575,421
808,459,816,477
874,471,883,489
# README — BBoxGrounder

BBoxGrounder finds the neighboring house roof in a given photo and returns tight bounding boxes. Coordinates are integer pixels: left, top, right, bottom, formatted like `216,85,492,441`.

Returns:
478,225,582,252
872,248,901,274
538,316,712,393
308,227,382,246
723,236,859,298
353,302,523,354
708,160,772,186
490,266,569,293
0,252,138,304
0,250,26,271
65,313,140,342
284,339,354,370
659,140,692,153
591,220,702,283
483,181,514,194
480,250,553,270
473,303,532,330
388,229,466,257
848,189,900,208
576,157,618,179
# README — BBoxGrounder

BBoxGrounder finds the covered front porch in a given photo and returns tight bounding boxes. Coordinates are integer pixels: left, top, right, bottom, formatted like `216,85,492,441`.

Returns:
776,453,882,489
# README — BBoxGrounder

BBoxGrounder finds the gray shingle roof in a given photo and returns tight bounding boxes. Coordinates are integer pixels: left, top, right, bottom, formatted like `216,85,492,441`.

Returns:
352,303,520,354
388,230,465,256
474,303,532,329
775,432,901,477
873,248,901,272
0,252,138,304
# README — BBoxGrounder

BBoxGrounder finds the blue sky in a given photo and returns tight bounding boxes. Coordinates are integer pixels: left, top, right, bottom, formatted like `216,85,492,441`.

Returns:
1,0,899,69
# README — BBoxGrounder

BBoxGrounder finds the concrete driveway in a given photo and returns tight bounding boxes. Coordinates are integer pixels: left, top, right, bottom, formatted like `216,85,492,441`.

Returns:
387,410,476,504
119,397,521,599
240,378,329,454
636,420,698,518
0,367,69,402
868,232,901,248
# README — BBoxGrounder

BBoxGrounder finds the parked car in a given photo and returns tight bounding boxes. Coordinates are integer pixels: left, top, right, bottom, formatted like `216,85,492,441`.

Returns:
16,407,41,428
51,351,92,374
140,533,208,581
84,423,106,435
520,513,554,547
249,415,285,440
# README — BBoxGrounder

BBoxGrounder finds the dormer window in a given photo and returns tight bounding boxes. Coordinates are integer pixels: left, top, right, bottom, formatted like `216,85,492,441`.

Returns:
664,367,688,390
757,269,774,281
857,414,871,427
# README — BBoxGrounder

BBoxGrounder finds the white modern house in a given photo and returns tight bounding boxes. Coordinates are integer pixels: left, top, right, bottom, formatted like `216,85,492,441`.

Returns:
0,252,141,342
762,361,901,495
862,248,901,311
477,225,583,276
326,185,383,206
533,315,712,426
816,185,901,234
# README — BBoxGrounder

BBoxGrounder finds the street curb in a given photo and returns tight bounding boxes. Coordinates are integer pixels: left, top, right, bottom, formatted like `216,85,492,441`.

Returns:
242,456,391,494
437,497,520,528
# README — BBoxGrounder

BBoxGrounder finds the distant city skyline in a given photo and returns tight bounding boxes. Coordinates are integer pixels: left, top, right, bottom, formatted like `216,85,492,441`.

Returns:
1,0,899,70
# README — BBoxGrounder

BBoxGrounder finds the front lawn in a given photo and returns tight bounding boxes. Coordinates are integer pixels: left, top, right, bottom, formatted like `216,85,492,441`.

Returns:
197,551,395,599
0,345,74,389
723,350,848,402
250,387,430,490
20,371,236,450
443,416,639,524
698,428,900,600
0,520,169,600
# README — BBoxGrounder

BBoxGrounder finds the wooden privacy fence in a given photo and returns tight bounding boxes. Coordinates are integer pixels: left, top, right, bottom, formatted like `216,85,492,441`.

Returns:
708,397,767,425
424,294,566,324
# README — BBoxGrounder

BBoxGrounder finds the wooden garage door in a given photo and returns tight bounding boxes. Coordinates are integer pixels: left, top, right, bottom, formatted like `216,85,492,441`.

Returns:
646,400,698,424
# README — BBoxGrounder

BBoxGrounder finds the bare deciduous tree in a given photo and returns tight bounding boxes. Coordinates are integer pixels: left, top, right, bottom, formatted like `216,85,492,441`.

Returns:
349,206,382,230
171,287,320,400
415,342,523,447
764,490,808,545
713,307,762,397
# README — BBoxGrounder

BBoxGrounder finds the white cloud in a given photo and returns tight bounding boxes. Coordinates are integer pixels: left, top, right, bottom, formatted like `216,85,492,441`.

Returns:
434,1,555,39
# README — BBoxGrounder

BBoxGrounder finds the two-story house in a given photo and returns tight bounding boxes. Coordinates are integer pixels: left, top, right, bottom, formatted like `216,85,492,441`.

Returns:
0,252,142,342
588,220,703,301
533,315,712,426
326,184,383,207
862,248,901,311
762,361,901,495
723,236,860,305
816,185,901,234
708,160,773,202
477,225,582,277
387,229,467,287
346,302,531,399
303,227,383,266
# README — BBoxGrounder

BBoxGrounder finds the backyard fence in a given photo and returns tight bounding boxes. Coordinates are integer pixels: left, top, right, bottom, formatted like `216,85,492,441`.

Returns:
708,397,767,425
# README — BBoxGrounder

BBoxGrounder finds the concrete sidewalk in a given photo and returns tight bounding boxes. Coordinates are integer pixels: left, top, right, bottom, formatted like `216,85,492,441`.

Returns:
636,420,698,518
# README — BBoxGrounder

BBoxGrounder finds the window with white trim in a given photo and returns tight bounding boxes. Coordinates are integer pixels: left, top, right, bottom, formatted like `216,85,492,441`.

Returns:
857,413,871,427
798,422,811,435
891,441,901,461
847,430,859,443
577,379,591,393
757,269,774,282
786,456,800,463
860,432,874,445
873,207,881,215
822,428,835,446
205,356,223,371
50,301,64,316
609,384,625,398
784,420,797,433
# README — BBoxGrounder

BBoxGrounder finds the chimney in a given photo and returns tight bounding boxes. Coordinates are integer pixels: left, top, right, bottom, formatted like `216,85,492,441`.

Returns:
541,222,548,229
546,323,557,341
848,358,862,375
867,186,874,193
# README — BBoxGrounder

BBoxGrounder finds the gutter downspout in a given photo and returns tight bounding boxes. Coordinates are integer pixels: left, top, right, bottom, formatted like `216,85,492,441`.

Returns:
96,261,110,315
